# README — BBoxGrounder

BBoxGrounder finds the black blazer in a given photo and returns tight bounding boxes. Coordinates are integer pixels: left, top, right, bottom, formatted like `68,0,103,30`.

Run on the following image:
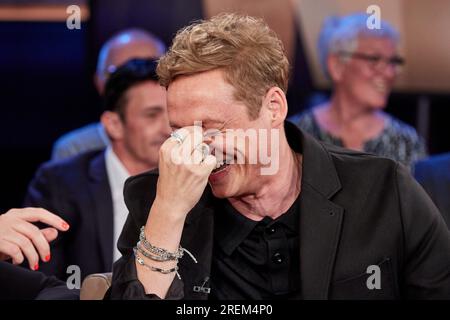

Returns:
415,153,450,229
108,122,450,300
0,261,79,300
24,150,114,281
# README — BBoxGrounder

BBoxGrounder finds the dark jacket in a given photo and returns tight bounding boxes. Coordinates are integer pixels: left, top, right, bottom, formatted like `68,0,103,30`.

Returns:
24,150,114,281
108,122,450,300
0,261,79,300
415,153,450,229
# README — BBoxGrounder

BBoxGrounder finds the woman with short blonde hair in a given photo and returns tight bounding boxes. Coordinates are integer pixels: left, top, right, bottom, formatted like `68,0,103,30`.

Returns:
295,13,427,170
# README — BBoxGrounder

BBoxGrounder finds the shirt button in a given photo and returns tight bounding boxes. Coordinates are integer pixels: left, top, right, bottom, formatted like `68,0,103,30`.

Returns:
266,226,276,235
272,252,284,264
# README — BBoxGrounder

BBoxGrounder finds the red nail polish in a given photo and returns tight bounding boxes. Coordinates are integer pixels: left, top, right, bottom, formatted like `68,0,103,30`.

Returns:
62,222,70,230
34,264,39,271
45,254,51,262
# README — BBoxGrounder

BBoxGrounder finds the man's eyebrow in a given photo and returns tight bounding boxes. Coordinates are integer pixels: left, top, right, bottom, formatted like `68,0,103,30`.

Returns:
143,105,164,111
202,119,224,126
169,119,230,131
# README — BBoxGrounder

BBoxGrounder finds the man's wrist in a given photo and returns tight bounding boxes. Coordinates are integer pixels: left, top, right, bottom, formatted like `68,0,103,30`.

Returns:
151,197,189,224
143,197,187,253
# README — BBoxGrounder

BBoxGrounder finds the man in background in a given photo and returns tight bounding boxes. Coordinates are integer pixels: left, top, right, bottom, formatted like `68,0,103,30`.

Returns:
25,59,170,280
51,28,165,161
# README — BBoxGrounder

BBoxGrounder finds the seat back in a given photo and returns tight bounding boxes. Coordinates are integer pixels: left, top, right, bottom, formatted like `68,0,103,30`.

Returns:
80,273,112,300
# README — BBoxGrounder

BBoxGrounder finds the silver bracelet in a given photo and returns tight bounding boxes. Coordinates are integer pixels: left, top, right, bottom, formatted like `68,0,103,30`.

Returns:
134,247,181,279
136,242,174,262
137,226,198,265
139,227,184,260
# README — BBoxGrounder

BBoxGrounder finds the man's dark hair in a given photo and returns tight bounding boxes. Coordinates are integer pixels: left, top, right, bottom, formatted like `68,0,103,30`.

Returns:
103,58,159,119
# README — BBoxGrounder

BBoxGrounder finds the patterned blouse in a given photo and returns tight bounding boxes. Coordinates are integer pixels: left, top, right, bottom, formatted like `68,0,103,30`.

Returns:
294,109,427,170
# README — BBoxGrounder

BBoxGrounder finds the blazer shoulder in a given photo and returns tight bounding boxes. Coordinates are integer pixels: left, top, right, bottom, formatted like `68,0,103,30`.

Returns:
124,169,158,196
320,143,402,189
31,150,106,188
123,169,159,222
415,153,450,189
51,122,108,160
41,150,104,172
416,153,450,173
325,142,399,169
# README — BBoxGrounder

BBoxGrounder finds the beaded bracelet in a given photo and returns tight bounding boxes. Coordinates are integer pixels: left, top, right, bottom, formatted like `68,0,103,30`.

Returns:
133,247,181,279
139,227,184,260
136,241,173,262
136,225,198,280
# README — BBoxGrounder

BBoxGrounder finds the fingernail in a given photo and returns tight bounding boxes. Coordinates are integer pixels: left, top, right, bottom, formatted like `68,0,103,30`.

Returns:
45,254,51,262
33,264,39,271
62,222,70,230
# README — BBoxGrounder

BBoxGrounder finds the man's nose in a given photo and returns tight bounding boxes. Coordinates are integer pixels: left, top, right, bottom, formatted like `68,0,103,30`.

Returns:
160,114,172,137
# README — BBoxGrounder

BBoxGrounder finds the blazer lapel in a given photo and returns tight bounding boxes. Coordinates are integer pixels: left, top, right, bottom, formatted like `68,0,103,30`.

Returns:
88,151,114,271
288,122,344,299
299,183,344,299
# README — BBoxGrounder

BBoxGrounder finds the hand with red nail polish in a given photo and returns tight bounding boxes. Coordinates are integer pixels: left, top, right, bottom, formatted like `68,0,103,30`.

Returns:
0,208,69,269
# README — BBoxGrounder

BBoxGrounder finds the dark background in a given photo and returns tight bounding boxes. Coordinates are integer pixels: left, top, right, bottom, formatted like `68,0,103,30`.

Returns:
1,0,449,212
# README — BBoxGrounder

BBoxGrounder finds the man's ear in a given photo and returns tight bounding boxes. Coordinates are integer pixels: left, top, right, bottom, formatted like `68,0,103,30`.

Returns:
100,111,124,140
263,87,288,127
327,55,345,82
94,73,105,95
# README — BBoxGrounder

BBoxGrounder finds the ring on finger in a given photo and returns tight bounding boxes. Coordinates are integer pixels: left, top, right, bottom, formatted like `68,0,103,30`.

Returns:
200,144,210,161
170,131,185,145
192,143,210,162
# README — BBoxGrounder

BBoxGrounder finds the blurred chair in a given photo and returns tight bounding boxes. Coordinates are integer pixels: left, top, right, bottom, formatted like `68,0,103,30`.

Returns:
80,273,112,300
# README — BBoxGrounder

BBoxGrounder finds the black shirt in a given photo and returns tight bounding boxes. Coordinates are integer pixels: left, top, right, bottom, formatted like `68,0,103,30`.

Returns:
210,196,301,300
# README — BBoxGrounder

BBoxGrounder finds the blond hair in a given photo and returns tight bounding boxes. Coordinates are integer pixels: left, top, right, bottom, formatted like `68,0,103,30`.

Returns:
157,13,290,119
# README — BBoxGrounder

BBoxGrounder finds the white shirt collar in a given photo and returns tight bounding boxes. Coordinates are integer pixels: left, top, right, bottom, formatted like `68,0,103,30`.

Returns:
105,146,131,263
105,146,130,196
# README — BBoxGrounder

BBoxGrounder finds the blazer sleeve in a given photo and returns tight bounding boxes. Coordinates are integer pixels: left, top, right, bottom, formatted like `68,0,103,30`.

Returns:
106,175,184,300
397,163,450,298
0,261,78,300
22,163,69,280
107,210,184,300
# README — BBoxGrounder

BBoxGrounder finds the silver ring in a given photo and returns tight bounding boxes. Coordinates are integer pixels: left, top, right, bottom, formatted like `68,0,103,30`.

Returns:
193,143,210,162
170,131,185,145
201,144,210,160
